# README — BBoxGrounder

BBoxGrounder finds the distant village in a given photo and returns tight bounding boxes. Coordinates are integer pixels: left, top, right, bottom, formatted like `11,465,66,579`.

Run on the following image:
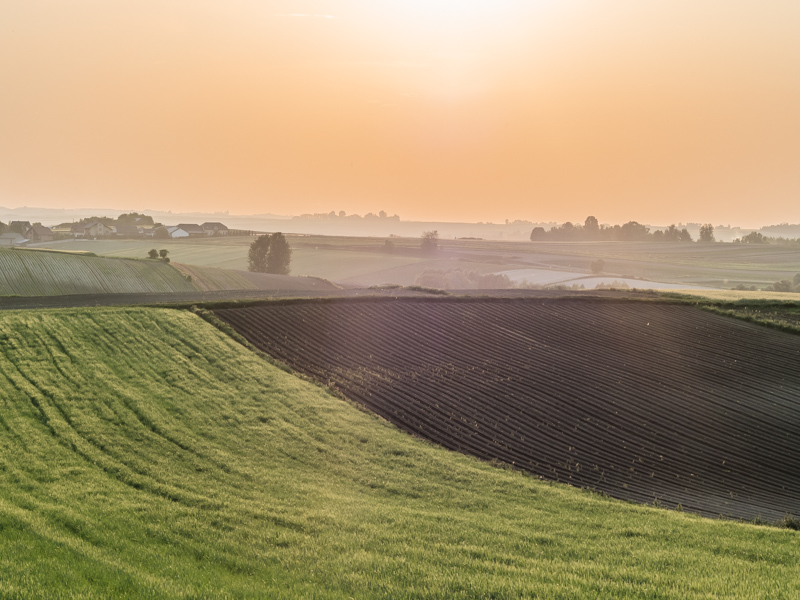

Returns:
0,212,249,247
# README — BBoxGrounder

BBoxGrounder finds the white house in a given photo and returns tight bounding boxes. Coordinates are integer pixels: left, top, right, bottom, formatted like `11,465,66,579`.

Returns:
167,227,190,239
0,233,27,247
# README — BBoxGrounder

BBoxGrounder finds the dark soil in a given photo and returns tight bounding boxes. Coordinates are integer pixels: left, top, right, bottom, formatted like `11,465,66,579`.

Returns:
215,297,800,521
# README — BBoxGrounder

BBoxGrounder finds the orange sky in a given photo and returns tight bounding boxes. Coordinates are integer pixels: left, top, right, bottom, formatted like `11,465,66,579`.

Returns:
1,1,799,226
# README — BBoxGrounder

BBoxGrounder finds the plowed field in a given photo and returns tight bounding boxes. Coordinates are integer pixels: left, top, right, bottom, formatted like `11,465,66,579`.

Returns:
215,298,800,521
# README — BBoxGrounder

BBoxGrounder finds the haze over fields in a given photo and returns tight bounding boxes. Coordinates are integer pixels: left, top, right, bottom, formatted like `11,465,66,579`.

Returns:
2,1,800,226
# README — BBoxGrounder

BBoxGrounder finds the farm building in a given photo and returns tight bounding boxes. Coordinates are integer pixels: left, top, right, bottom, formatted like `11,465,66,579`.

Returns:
167,226,190,239
0,232,27,247
83,221,114,238
175,224,205,237
202,222,229,235
25,225,54,243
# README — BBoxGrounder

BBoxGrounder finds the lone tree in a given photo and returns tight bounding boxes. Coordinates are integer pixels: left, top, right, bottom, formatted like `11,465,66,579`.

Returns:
248,234,271,273
147,249,159,259
159,249,169,259
266,232,292,275
699,224,715,243
248,232,292,274
421,230,439,254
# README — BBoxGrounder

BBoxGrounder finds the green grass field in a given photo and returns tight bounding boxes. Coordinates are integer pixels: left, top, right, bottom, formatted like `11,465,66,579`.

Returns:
0,248,196,296
1,307,798,598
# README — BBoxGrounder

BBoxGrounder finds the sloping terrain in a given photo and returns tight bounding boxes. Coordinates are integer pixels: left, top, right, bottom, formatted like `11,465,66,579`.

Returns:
172,262,337,292
216,298,800,521
1,307,798,598
0,248,196,295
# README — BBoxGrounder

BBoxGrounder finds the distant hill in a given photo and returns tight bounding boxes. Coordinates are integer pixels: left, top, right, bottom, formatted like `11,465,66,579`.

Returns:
0,248,197,296
0,248,339,297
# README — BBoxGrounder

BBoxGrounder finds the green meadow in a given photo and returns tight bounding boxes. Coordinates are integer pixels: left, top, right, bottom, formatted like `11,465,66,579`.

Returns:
0,307,797,598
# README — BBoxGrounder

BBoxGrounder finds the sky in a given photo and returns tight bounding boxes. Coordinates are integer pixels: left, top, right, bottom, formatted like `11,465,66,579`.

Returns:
1,0,799,227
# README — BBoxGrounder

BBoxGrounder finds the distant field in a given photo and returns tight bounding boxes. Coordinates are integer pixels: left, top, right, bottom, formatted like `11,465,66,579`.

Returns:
216,298,800,521
1,307,798,598
36,236,800,291
667,289,800,302
171,262,336,293
0,248,195,295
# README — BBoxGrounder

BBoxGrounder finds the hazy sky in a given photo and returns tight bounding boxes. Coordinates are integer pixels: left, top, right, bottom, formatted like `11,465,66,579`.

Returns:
2,1,799,226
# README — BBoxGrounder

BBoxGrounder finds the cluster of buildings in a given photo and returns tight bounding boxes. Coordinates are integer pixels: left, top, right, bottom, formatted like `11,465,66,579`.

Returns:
0,220,230,247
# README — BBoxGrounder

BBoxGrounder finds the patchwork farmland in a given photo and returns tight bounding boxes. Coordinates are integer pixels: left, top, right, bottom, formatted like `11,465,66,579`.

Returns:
216,298,800,521
2,307,799,598
0,248,337,298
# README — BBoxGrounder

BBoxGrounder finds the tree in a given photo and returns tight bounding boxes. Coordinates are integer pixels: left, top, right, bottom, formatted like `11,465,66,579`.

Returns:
248,234,271,273
530,227,546,241
584,216,599,239
699,224,715,243
664,224,680,242
147,249,159,259
590,259,605,274
153,227,170,239
266,232,292,274
421,230,439,254
679,228,693,242
617,221,650,241
741,231,766,244
159,249,169,259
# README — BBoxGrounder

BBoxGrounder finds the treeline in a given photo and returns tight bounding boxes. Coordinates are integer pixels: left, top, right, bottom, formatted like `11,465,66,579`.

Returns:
732,232,800,246
530,217,703,242
54,212,160,229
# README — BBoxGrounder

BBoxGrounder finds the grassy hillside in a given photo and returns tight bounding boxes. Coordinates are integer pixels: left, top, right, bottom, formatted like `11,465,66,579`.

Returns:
0,248,196,296
0,307,798,598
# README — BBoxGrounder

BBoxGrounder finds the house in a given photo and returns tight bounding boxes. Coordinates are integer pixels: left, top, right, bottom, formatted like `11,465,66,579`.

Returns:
175,224,205,237
51,224,74,236
115,224,140,237
8,221,32,234
25,225,54,243
167,226,190,239
0,232,27,247
201,222,229,236
83,221,114,238
69,223,86,238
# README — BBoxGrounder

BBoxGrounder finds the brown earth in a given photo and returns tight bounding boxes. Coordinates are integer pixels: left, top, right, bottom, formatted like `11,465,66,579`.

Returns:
215,297,800,521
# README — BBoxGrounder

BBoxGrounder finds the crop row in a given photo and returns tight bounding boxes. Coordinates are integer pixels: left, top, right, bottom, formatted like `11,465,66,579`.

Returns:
0,249,196,296
215,299,800,520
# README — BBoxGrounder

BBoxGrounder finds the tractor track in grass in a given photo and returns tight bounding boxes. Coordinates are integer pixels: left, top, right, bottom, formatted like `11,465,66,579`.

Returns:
214,297,800,521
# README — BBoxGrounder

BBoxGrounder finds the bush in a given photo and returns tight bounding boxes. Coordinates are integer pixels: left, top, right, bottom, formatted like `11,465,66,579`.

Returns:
420,231,438,254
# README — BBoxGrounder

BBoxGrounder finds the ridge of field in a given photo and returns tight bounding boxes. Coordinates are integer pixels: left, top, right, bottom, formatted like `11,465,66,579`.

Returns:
2,308,799,598
215,298,800,522
0,248,196,296
36,236,800,291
